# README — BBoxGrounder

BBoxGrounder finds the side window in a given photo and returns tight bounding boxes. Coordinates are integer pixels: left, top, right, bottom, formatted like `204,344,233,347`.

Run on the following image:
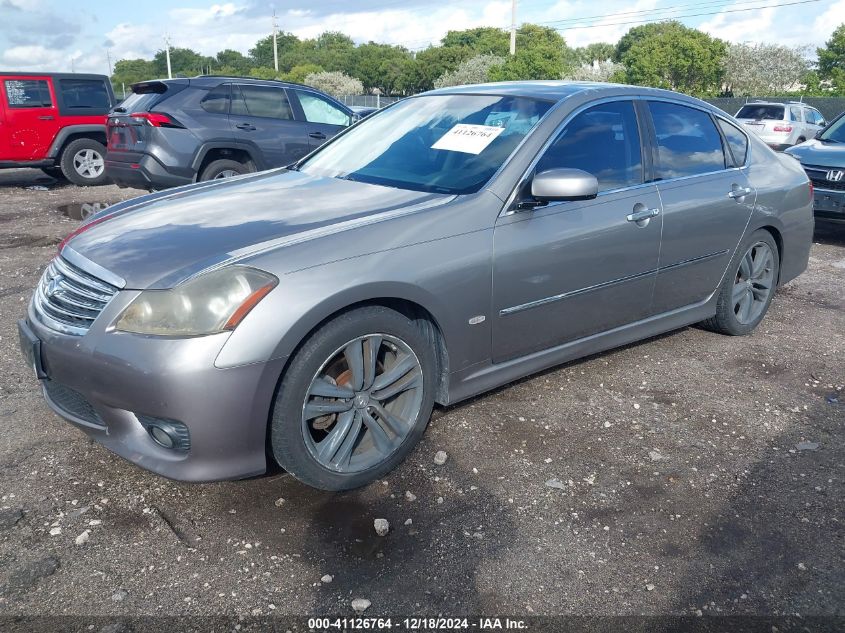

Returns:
59,79,109,109
789,106,803,122
231,84,293,120
296,91,352,126
648,101,726,179
717,119,749,166
4,79,52,108
535,100,642,192
200,84,231,114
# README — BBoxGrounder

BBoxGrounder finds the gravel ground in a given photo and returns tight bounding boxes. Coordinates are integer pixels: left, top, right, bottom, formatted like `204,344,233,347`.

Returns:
0,169,842,622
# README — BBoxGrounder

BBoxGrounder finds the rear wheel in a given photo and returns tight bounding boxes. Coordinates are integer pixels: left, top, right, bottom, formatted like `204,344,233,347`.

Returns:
270,306,436,491
60,138,109,186
701,229,779,335
199,158,253,181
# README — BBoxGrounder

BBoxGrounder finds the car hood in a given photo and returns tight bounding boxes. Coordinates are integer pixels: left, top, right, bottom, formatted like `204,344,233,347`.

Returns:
785,139,845,167
64,169,452,289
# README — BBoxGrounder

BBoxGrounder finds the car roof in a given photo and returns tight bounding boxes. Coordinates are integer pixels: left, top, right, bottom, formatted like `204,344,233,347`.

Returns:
425,80,714,109
0,71,109,81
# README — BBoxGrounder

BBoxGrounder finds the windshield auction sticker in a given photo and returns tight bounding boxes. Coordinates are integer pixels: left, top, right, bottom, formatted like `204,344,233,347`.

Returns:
431,124,505,154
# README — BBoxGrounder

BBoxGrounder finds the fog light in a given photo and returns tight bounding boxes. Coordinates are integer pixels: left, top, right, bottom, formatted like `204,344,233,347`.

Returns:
149,425,175,449
137,415,191,452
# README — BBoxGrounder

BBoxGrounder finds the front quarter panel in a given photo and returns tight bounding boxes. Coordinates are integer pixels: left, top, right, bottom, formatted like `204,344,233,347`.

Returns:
214,193,501,379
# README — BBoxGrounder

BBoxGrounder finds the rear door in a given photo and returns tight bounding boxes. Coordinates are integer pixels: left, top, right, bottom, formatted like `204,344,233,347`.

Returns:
647,101,755,313
1,76,59,160
289,89,353,150
229,84,310,168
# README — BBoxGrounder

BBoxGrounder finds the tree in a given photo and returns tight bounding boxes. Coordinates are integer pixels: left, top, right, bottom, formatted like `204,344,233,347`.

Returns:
398,46,470,94
215,49,253,75
566,60,624,83
111,59,156,90
615,21,726,95
722,43,810,96
574,42,615,65
151,47,213,78
304,71,363,97
488,25,573,81
434,54,505,88
249,32,301,70
353,42,411,94
441,27,509,56
817,24,845,92
283,64,324,84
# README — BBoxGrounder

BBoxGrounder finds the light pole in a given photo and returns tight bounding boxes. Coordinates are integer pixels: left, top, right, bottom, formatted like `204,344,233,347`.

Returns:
510,0,517,56
272,11,279,73
164,34,172,79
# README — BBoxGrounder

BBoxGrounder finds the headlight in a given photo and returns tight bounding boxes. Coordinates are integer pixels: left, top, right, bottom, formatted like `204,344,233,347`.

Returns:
114,266,278,336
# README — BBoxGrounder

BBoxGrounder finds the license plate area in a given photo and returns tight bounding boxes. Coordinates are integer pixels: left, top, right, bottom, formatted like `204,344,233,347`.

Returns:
17,319,47,380
814,192,845,213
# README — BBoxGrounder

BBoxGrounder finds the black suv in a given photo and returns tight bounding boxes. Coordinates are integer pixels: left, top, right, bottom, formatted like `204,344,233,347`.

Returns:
105,76,356,190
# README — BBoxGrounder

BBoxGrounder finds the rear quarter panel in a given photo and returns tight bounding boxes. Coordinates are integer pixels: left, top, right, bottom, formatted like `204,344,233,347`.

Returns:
743,133,814,285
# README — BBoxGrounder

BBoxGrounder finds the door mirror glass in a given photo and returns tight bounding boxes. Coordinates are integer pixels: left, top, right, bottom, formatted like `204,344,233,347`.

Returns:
531,168,598,202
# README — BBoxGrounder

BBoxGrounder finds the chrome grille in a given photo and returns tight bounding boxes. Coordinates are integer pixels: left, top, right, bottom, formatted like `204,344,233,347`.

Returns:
33,256,118,335
804,165,845,192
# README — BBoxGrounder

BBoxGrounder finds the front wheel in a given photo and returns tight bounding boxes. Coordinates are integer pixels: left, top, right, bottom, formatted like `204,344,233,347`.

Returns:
199,159,253,181
270,306,437,491
702,229,780,335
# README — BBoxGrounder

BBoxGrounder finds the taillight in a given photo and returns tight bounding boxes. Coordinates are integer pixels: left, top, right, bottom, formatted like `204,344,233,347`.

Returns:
773,125,793,133
129,112,184,128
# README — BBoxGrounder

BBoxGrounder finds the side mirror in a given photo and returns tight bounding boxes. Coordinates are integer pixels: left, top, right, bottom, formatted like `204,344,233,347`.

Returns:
531,168,598,202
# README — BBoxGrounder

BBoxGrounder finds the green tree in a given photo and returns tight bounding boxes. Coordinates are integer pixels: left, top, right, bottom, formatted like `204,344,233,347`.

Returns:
398,46,470,93
111,58,156,90
615,21,726,95
574,42,615,65
817,23,845,93
151,47,213,77
215,49,253,75
488,25,572,81
249,32,301,70
441,27,509,55
434,54,505,88
283,64,324,84
353,42,411,93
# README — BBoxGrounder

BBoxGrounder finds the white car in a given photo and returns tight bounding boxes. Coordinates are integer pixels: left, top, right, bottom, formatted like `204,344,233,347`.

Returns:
735,101,826,150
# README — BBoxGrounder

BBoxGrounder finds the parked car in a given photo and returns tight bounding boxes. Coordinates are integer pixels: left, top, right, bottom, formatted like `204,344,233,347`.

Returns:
105,75,357,190
20,82,813,490
349,104,380,118
0,72,115,185
785,109,845,220
734,101,826,150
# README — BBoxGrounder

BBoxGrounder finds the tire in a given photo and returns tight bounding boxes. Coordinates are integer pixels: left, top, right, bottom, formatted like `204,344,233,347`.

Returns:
270,306,437,491
59,138,109,186
40,167,67,181
701,229,780,336
199,158,253,181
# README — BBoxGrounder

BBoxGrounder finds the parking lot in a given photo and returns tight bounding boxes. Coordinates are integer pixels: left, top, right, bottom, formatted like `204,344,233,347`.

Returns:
0,168,842,620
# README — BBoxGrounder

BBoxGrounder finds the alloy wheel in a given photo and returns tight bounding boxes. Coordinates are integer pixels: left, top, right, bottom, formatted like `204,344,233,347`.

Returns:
213,169,239,179
72,149,104,179
301,334,424,473
733,241,775,324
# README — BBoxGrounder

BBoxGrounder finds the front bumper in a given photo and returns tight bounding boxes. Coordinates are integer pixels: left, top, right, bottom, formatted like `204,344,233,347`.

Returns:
22,292,285,482
812,186,845,219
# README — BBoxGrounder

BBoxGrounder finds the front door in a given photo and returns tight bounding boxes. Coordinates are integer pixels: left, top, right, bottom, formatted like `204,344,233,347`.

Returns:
290,89,352,151
492,100,663,362
229,84,311,168
645,101,756,313
1,76,59,161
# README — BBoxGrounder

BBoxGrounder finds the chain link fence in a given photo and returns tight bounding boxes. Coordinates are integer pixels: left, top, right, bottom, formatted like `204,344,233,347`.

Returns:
337,95,402,108
705,97,845,121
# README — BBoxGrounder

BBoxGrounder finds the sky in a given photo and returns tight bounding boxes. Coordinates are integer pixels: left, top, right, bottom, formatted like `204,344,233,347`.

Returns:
1,0,844,75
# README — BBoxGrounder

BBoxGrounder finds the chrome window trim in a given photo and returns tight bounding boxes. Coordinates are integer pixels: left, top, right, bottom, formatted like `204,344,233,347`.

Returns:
499,94,750,217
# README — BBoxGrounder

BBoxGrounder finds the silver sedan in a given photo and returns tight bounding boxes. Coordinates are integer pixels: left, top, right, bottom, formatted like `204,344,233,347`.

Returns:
20,82,814,490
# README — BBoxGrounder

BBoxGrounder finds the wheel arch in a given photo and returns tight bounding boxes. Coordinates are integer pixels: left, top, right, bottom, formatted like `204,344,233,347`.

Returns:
191,142,264,177
46,125,108,160
756,224,785,284
265,290,452,408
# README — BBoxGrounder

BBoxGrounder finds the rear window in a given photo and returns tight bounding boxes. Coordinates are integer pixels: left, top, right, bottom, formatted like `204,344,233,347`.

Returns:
117,91,163,114
231,85,293,120
736,104,784,121
200,84,231,114
4,79,52,108
649,101,726,179
59,79,110,109
718,119,748,166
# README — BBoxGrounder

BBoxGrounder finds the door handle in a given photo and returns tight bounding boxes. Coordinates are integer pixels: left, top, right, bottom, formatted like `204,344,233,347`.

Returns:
235,123,256,131
626,207,660,223
728,187,752,199
38,115,54,120
309,132,327,140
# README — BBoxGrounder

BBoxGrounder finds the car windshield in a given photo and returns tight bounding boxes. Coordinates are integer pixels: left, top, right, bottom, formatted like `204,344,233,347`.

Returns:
736,104,785,120
298,94,553,195
819,115,845,143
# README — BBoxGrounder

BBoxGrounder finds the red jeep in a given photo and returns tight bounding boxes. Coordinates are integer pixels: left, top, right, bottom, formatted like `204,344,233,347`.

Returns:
0,72,115,186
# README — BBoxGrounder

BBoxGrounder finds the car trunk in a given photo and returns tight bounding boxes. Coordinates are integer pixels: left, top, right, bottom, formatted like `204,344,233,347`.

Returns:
107,80,188,157
736,104,787,137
